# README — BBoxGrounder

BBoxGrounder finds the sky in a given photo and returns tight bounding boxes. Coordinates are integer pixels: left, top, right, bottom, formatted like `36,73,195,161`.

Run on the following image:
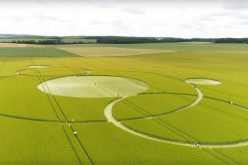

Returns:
0,0,248,38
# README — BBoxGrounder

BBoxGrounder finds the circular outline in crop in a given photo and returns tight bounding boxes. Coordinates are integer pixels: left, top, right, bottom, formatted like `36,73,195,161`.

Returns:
16,66,89,77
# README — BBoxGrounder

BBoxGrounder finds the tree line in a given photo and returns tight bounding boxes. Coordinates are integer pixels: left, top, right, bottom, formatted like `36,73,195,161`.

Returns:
1,36,248,44
92,37,248,44
9,39,90,45
214,38,248,43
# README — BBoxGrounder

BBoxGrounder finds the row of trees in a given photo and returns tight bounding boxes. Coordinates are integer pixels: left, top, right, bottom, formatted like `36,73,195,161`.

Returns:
2,36,248,44
85,36,215,44
86,36,190,44
214,38,248,43
10,39,90,45
87,36,248,44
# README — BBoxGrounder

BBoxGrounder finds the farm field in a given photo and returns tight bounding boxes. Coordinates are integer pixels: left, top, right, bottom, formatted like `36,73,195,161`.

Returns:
0,46,77,57
0,42,248,164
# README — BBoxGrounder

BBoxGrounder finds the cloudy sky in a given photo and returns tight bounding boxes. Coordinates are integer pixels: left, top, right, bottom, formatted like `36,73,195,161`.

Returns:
0,0,248,38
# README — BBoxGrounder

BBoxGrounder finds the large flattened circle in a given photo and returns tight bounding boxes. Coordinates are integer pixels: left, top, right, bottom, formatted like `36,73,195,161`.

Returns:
37,76,148,98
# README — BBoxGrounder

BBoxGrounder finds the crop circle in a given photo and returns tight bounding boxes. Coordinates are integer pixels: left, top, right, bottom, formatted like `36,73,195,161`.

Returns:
37,75,148,98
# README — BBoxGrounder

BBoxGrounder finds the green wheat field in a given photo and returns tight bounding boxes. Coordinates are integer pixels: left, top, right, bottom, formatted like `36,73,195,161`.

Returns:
0,42,248,164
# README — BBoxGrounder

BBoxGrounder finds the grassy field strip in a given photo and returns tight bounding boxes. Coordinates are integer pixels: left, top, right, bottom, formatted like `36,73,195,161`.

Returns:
60,125,84,164
33,58,98,164
0,43,44,47
58,47,175,57
42,59,97,164
0,58,8,74
38,79,93,164
31,58,93,164
55,42,248,52
107,42,248,52
37,79,94,165
0,47,78,57
0,43,27,47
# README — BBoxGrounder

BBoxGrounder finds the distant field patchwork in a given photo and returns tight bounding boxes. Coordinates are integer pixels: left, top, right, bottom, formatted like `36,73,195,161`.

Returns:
0,47,77,57
58,46,175,56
